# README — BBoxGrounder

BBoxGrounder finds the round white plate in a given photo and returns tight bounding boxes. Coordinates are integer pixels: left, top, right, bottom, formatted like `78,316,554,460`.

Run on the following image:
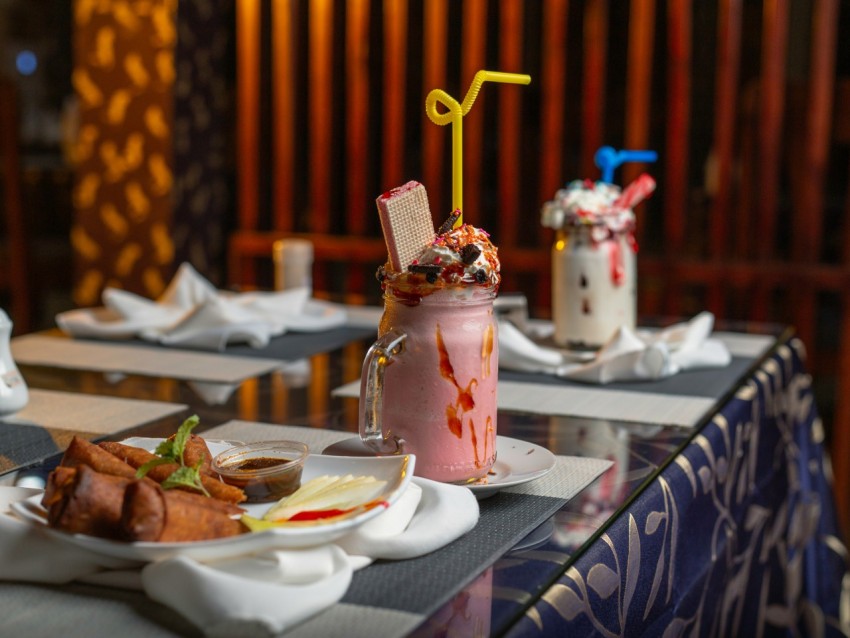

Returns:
323,435,556,499
10,439,414,563
470,437,556,499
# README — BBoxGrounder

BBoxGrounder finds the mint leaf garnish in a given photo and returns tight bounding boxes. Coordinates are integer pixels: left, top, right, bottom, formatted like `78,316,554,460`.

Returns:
138,415,208,496
135,456,172,479
153,439,176,459
161,461,210,497
172,414,200,464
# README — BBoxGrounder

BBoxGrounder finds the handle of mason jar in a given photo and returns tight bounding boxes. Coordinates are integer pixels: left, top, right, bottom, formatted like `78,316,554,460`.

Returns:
359,329,407,454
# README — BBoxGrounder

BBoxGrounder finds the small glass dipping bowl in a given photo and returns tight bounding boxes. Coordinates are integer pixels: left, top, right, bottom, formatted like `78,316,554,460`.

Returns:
212,440,309,503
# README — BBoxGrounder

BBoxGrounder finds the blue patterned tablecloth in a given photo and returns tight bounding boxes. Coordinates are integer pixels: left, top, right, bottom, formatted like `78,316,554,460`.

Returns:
506,338,850,636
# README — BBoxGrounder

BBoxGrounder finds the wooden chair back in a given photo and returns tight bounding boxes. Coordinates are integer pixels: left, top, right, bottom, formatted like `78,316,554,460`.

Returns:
229,0,849,536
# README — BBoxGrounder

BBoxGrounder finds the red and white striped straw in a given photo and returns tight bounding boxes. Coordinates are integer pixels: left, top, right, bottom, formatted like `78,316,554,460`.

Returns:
613,173,656,210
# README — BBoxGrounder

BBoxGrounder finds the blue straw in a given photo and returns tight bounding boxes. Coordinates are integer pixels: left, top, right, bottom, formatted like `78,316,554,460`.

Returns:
594,146,658,184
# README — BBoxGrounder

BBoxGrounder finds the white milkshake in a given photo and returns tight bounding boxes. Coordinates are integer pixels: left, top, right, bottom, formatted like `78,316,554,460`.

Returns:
542,176,654,348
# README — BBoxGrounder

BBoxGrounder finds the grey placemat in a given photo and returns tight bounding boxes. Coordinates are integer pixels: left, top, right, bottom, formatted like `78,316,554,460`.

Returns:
13,326,375,384
12,335,282,383
0,390,188,475
499,355,755,398
205,421,612,624
220,326,376,361
0,583,194,638
3,389,188,436
496,327,776,400
0,422,62,472
341,491,566,615
75,325,377,362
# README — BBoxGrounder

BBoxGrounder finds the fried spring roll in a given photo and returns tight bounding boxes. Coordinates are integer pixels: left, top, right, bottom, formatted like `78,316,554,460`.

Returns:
163,488,245,517
169,433,215,477
47,465,132,538
60,436,138,478
99,441,245,504
41,465,77,509
121,480,245,542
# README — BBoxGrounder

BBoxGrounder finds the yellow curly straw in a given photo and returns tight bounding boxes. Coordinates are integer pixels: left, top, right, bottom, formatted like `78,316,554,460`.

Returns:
425,70,531,226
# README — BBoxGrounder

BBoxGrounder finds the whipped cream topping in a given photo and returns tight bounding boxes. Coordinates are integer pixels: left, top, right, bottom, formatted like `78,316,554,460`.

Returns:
541,179,635,239
378,222,500,294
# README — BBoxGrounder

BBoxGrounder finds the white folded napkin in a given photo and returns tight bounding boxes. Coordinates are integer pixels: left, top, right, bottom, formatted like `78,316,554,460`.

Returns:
0,477,478,636
499,312,731,384
56,263,348,351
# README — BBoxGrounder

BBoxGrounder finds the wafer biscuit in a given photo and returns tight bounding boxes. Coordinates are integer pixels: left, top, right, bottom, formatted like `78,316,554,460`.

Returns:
376,181,435,272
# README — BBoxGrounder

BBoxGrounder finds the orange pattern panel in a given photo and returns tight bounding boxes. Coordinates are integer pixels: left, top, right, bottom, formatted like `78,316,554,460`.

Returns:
72,0,231,303
71,1,176,305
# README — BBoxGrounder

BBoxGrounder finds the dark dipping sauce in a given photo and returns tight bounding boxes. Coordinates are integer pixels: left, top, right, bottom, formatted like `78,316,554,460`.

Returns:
218,456,303,503
236,457,288,471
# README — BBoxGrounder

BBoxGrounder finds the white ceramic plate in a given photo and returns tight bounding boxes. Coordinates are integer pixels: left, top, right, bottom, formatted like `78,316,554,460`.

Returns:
470,437,556,499
323,435,555,499
10,439,414,562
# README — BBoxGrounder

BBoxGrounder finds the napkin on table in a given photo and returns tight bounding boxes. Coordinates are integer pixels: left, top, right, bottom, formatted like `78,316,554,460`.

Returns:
0,478,478,637
56,263,347,351
499,311,731,384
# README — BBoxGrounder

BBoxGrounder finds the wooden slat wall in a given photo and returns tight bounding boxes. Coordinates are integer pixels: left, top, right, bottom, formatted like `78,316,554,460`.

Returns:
459,0,488,233
580,0,608,179
229,0,850,536
537,0,569,308
421,0,447,223
622,0,655,215
0,77,30,334
381,0,407,195
234,0,261,287
497,0,523,292
272,1,295,233
707,0,741,318
343,0,371,297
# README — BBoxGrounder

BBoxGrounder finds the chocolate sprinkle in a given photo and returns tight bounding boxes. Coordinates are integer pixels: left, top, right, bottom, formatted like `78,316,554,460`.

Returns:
408,263,442,283
436,210,461,235
475,269,488,283
460,244,481,265
408,264,442,275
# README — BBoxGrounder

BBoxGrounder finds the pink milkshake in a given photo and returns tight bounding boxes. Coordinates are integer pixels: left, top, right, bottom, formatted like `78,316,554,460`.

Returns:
360,191,500,483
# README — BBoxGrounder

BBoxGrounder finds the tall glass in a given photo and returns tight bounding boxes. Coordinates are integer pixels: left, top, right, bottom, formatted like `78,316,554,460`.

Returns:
359,286,498,483
552,225,636,348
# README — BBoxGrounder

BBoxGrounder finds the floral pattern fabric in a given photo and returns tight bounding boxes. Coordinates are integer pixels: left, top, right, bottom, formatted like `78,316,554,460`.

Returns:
507,339,850,637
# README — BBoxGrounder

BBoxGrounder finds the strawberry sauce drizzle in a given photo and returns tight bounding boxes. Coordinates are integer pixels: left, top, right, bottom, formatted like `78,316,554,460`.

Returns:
607,236,626,286
436,324,477,436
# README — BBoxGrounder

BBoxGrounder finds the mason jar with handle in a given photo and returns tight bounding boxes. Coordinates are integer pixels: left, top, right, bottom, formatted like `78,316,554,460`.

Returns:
359,286,498,483
542,173,655,349
551,222,637,348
